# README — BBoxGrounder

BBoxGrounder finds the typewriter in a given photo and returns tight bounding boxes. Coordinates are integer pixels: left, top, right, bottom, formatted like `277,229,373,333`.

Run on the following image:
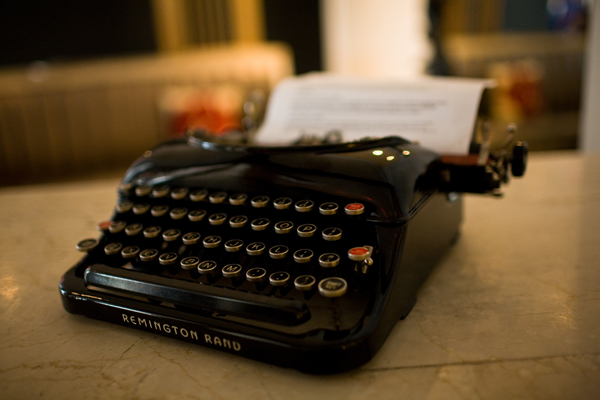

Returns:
60,128,527,373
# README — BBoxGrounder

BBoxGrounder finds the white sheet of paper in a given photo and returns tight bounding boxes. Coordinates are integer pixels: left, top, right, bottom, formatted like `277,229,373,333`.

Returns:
254,74,493,155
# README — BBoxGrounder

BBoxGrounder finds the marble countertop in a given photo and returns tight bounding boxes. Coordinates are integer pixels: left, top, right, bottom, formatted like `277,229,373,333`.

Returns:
1,151,599,399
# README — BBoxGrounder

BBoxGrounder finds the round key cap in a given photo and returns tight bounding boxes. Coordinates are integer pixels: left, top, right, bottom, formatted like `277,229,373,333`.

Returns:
251,195,269,208
297,224,317,237
97,220,113,232
182,232,201,245
246,242,265,256
125,223,143,236
251,218,270,231
143,226,161,238
197,260,218,275
190,189,208,202
348,246,371,262
224,239,244,252
159,252,178,265
345,203,365,215
104,242,122,255
171,187,189,200
319,253,340,268
170,207,188,220
76,238,98,252
151,204,169,217
295,200,314,212
152,185,170,198
269,245,289,259
222,264,243,278
229,215,248,228
322,227,342,241
162,229,181,242
208,213,227,225
269,272,290,286
318,277,347,297
209,191,227,204
132,203,150,215
203,235,222,248
188,209,207,222
139,248,158,262
274,221,294,234
108,220,127,233
273,197,292,210
135,185,152,197
115,200,133,213
180,256,200,270
294,275,316,291
293,249,314,263
319,202,339,215
229,193,248,205
246,267,267,283
121,245,140,259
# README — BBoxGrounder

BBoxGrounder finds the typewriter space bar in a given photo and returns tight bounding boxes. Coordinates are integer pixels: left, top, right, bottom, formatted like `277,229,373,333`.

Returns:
84,265,309,325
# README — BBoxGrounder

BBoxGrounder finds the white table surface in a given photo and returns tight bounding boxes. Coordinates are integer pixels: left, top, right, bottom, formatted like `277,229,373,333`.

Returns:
1,151,599,399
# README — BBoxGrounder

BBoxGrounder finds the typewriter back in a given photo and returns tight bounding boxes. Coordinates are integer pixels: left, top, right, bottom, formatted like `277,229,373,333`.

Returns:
60,136,462,373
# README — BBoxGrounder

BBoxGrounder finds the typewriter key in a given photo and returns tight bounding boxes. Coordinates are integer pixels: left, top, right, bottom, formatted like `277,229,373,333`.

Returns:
171,187,189,200
319,202,339,215
251,218,270,231
344,203,365,215
188,209,207,222
162,229,181,242
125,223,143,236
229,215,248,228
348,246,371,262
180,256,200,270
115,200,133,213
76,238,98,252
322,227,342,241
269,245,289,259
273,197,292,209
269,272,290,286
225,239,244,252
246,267,267,282
159,252,178,265
222,264,243,278
104,242,122,255
318,277,347,297
143,226,161,238
170,207,188,220
209,191,227,203
293,249,314,263
151,204,169,217
139,248,158,262
295,200,314,212
197,260,218,275
108,221,127,233
190,189,208,201
246,242,265,256
97,220,113,232
294,275,316,291
152,185,170,198
229,193,248,205
135,185,152,197
132,203,150,215
274,221,294,234
318,253,340,268
208,213,227,225
182,232,201,245
251,195,269,208
121,245,140,259
203,235,222,248
297,224,317,237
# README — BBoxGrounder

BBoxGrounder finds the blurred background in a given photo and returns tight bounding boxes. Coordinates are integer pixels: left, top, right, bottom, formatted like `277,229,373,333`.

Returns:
0,0,596,185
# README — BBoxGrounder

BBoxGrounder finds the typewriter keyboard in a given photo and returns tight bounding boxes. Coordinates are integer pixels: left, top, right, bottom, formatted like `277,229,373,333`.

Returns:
76,184,380,328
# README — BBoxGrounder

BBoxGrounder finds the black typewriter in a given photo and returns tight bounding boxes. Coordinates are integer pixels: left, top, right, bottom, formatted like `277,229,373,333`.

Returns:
60,130,526,373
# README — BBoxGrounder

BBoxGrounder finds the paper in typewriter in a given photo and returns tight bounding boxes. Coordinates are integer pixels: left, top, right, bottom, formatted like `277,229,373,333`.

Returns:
255,74,493,155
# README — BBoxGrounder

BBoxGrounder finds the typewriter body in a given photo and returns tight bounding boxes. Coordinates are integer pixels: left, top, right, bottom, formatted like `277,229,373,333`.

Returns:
60,131,526,373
